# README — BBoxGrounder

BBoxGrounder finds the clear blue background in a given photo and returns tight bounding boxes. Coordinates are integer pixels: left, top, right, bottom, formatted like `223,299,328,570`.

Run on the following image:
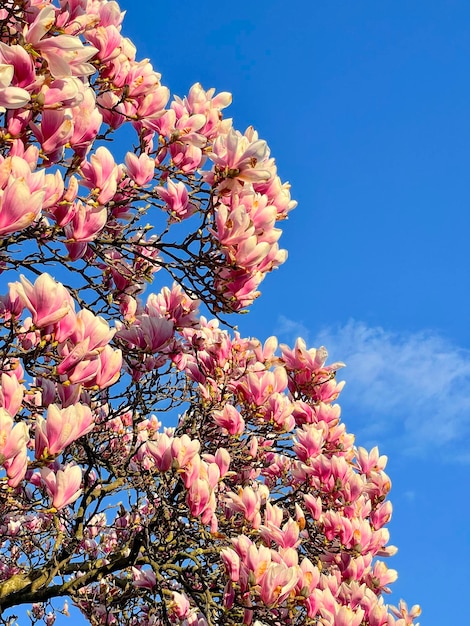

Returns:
117,1,470,623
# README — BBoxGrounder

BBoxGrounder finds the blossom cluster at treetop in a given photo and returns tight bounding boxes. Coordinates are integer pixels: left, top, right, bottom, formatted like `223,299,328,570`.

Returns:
0,1,420,625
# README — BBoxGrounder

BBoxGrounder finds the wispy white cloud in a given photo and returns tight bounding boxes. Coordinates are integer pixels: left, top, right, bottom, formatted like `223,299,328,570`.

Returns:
276,316,312,344
276,317,470,459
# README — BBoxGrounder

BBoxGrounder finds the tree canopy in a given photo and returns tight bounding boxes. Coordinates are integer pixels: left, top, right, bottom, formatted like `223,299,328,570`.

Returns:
0,2,420,625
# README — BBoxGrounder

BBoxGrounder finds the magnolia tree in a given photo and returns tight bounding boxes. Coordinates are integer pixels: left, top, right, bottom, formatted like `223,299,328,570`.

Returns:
0,2,420,625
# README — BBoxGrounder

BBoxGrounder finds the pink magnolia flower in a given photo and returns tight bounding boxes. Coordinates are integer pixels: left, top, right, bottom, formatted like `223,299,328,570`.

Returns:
225,486,263,528
65,200,107,243
169,591,191,620
209,448,231,478
66,309,116,354
97,90,126,129
254,173,297,219
259,563,298,606
96,0,126,28
30,376,56,407
293,424,325,462
57,336,93,377
25,5,98,78
280,338,329,372
303,494,322,520
118,295,138,322
30,108,74,160
36,35,98,78
134,86,170,124
209,128,273,187
23,6,56,45
116,315,174,353
178,82,232,115
370,500,393,531
40,76,86,109
0,168,45,236
259,517,301,550
168,109,207,147
242,541,273,586
80,146,121,204
237,367,288,407
212,404,245,436
214,265,264,310
4,448,28,488
172,83,232,140
42,170,65,212
167,141,203,173
0,63,30,111
131,566,156,590
6,141,39,167
263,502,284,528
0,408,29,464
333,605,365,626
57,382,82,408
121,58,162,98
40,463,83,510
0,42,42,93
211,202,254,247
85,25,123,63
0,371,24,416
58,355,100,387
54,308,79,344
355,446,388,476
35,403,94,459
6,107,32,135
0,408,29,487
240,192,279,239
365,560,398,593
261,392,295,431
221,547,241,582
14,274,74,329
179,453,202,488
297,557,321,596
145,283,199,328
390,600,422,625
69,86,103,156
89,345,122,389
46,175,79,227
124,151,155,186
171,434,200,469
156,179,195,221
146,432,174,472
187,478,211,518
55,0,98,33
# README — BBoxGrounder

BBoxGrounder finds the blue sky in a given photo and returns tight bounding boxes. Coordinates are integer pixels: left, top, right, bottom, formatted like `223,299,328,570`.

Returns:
117,1,470,623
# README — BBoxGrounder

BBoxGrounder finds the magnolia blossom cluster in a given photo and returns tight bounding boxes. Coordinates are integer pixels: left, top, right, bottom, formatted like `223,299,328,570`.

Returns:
1,272,120,498
0,0,295,312
0,1,419,626
0,271,421,626
2,274,420,625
